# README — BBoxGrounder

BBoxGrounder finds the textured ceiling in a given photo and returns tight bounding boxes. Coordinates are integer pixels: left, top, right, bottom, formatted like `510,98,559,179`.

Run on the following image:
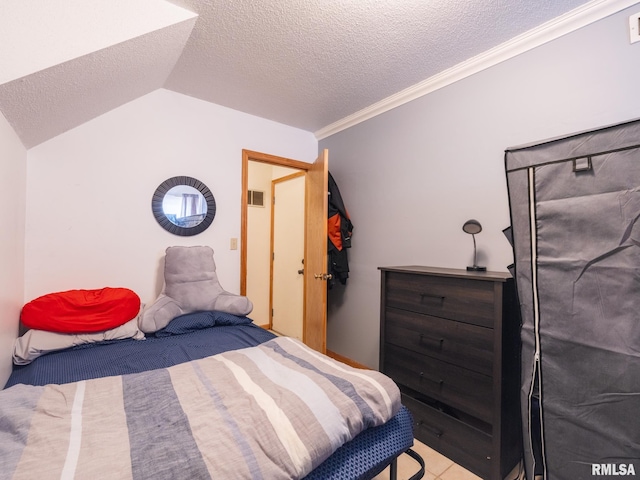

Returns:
0,0,197,148
0,0,612,148
164,0,595,134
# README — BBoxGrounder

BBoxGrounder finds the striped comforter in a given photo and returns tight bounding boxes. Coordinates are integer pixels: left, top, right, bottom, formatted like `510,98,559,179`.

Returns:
0,337,401,480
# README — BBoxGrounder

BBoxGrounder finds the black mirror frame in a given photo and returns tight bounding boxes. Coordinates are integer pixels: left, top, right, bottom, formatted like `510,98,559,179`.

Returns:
152,176,216,236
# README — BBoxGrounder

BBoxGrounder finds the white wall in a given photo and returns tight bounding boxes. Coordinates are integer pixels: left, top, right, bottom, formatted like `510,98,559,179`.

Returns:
25,89,317,308
247,161,273,325
320,6,640,369
0,112,26,386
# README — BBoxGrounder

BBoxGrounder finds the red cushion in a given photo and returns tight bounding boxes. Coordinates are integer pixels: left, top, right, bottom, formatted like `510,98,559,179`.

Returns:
21,287,140,333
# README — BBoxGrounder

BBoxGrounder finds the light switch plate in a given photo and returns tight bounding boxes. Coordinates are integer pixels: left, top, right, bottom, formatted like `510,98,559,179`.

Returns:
630,12,640,44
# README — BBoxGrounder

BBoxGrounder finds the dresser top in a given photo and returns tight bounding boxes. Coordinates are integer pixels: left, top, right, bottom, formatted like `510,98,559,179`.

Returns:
378,265,513,282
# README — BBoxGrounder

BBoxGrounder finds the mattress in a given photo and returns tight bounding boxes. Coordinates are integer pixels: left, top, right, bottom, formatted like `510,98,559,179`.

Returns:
4,311,416,480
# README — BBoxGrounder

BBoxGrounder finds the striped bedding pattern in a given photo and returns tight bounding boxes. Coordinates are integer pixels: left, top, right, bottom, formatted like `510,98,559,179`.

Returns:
0,337,401,480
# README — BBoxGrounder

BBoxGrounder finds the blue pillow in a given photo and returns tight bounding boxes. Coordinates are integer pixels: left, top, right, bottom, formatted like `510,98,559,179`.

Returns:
154,310,253,337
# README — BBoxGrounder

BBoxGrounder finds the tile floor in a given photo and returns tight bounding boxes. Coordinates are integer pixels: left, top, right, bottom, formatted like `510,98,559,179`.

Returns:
372,439,525,480
372,439,482,480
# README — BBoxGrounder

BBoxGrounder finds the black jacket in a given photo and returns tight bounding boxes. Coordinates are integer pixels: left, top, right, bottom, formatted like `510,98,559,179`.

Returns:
327,172,353,287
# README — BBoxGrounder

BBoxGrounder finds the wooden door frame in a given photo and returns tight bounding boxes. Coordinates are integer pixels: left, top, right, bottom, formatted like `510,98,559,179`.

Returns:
241,149,312,305
243,149,364,364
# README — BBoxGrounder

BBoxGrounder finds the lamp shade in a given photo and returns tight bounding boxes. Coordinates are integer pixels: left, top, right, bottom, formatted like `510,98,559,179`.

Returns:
462,219,482,235
462,219,486,271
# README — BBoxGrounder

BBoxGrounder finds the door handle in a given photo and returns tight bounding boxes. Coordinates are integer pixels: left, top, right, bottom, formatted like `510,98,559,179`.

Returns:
298,269,304,274
419,333,444,349
314,273,333,280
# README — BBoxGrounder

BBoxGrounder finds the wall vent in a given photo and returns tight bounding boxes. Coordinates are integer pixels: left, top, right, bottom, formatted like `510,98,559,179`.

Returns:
248,190,265,207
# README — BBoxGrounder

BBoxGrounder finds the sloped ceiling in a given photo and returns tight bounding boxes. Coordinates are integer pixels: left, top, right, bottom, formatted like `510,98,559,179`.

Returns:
0,0,197,148
0,0,622,149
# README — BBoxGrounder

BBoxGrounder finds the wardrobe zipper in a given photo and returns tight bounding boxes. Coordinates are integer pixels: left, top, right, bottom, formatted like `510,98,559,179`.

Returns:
528,167,547,479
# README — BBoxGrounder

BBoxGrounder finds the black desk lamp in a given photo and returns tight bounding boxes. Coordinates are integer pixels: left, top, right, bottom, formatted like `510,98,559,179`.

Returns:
462,219,486,271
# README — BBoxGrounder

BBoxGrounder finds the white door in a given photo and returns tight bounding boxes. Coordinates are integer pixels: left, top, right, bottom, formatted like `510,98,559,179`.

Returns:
271,173,305,339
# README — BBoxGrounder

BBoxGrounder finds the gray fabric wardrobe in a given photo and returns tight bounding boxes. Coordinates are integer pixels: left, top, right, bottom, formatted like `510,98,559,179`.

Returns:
505,119,640,480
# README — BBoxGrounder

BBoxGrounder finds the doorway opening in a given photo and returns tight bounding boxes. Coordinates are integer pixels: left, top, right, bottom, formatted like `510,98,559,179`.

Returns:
241,149,329,352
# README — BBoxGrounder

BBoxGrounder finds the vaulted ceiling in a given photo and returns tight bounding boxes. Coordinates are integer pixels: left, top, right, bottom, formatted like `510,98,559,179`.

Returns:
0,0,614,148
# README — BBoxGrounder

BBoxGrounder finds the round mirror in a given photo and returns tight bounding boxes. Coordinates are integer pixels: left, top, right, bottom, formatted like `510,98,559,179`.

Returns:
152,176,216,236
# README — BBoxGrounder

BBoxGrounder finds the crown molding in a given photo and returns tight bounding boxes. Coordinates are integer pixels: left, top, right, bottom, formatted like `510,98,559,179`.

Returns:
315,0,640,140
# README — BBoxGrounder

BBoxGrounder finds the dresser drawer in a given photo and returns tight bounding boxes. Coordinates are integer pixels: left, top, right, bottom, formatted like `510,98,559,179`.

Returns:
384,344,492,423
384,307,494,376
381,267,520,480
402,393,492,479
384,271,496,327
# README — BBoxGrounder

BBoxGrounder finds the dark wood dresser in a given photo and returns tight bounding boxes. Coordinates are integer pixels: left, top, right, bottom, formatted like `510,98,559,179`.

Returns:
379,266,521,480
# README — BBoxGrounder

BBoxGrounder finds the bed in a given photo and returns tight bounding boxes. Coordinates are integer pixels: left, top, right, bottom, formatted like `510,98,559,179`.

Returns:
1,310,424,480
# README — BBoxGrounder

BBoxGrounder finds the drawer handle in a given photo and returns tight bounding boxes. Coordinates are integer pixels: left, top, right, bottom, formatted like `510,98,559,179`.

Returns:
419,333,444,349
416,420,443,438
418,372,445,388
419,293,445,305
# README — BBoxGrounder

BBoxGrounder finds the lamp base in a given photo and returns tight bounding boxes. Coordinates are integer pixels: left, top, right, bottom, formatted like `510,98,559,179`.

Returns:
467,266,487,272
